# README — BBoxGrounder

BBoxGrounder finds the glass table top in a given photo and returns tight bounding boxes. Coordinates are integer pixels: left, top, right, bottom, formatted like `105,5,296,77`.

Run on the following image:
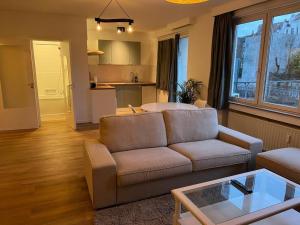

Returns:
183,170,300,224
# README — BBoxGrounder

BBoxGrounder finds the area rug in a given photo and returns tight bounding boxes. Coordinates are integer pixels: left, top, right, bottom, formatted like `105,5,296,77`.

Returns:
94,195,175,225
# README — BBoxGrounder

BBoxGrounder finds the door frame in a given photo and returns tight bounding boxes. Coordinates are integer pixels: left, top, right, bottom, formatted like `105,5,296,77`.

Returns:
30,39,76,129
0,38,40,131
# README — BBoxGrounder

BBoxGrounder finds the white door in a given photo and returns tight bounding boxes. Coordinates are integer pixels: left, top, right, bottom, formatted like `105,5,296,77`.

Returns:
60,42,76,129
33,41,66,121
0,39,39,131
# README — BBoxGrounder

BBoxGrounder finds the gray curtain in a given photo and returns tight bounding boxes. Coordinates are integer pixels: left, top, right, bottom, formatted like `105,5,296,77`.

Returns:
156,39,174,91
156,34,180,102
168,34,180,102
208,12,233,109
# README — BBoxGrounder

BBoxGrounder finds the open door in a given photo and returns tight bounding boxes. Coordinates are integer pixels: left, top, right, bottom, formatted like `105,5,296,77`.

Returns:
60,42,76,129
0,38,39,131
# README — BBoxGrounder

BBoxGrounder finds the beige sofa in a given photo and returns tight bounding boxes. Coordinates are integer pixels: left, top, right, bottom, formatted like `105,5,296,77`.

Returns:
84,108,263,209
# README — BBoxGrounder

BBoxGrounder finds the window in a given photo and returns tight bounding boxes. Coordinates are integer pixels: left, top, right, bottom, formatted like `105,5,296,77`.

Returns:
177,37,189,85
230,4,300,113
264,11,300,108
231,20,264,100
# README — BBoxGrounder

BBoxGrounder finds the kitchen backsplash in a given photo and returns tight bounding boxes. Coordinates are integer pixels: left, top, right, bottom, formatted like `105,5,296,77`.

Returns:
88,65,155,83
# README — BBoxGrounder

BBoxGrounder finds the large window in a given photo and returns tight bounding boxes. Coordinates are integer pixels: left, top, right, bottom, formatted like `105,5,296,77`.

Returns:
177,37,189,85
264,11,300,108
231,20,264,101
230,5,300,113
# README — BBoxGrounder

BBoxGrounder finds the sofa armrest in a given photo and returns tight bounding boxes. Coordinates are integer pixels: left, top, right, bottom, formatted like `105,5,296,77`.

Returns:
84,139,117,209
218,125,263,170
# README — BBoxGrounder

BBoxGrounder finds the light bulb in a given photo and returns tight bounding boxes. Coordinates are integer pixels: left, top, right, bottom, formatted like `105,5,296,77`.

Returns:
117,27,125,34
127,25,133,33
96,23,102,31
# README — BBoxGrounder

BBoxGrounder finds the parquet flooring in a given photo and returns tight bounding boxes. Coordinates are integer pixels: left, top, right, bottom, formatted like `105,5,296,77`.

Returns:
0,120,99,225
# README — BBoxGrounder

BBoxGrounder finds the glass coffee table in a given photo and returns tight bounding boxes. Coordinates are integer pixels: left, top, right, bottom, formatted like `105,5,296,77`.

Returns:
172,169,300,225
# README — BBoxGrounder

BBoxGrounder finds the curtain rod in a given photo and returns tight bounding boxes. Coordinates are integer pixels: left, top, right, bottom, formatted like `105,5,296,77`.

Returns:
157,30,189,41
234,0,300,18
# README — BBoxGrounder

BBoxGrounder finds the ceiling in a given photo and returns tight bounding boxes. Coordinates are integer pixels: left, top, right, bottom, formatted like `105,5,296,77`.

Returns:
0,0,230,31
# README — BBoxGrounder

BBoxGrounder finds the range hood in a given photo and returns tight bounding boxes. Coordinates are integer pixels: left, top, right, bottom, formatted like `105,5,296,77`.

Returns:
87,50,104,55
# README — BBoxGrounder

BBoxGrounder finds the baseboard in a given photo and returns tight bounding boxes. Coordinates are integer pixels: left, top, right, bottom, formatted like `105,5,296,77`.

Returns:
41,113,66,121
76,122,98,131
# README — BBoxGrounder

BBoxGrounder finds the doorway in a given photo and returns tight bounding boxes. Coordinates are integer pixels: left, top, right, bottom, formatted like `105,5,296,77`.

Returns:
32,41,75,128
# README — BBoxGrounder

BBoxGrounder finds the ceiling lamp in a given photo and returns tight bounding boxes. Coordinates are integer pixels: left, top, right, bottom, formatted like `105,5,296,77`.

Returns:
95,0,134,33
166,0,208,4
117,27,126,33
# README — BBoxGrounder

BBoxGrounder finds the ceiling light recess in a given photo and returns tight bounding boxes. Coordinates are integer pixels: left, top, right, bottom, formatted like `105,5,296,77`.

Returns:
95,0,134,33
166,0,208,4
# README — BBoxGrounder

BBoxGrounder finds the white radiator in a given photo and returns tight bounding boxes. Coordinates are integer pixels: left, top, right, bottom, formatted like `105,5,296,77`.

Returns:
228,111,300,151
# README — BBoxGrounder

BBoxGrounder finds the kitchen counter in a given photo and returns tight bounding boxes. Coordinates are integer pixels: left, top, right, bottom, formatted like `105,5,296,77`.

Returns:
89,82,157,112
90,87,117,123
91,85,115,90
97,82,156,87
90,82,156,90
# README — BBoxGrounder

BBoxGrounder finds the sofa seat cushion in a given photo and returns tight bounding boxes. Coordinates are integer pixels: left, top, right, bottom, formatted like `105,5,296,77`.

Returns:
169,140,251,171
256,148,300,184
112,147,192,187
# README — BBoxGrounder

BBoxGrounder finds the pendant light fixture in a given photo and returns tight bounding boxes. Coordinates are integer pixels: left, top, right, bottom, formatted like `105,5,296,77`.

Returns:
166,0,208,4
95,0,134,33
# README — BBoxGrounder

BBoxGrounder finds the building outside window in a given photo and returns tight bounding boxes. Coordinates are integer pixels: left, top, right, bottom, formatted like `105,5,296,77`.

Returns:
231,20,263,100
230,5,300,113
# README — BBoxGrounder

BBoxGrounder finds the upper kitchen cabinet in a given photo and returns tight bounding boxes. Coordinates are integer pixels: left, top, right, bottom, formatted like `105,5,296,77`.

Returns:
98,40,140,65
98,40,112,64
128,42,141,65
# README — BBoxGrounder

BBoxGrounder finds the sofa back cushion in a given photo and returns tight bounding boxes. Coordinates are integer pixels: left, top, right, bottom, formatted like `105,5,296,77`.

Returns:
100,112,167,153
163,108,219,145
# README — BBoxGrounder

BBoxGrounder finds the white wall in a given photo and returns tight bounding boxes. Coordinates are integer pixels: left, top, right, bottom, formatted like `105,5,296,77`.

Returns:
154,0,267,101
187,13,214,100
0,11,90,124
0,1,266,125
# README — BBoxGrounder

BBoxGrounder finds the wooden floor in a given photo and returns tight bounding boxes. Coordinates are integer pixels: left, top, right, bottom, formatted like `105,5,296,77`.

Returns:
0,120,99,225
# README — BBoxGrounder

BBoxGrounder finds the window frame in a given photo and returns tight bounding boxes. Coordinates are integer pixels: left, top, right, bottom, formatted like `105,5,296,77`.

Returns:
231,3,300,114
230,13,267,106
177,35,189,86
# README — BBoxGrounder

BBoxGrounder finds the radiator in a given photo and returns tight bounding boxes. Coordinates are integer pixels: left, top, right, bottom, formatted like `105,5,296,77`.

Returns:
228,111,300,151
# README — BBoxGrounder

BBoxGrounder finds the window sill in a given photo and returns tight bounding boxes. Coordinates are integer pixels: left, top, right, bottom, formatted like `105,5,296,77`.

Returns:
229,101,300,127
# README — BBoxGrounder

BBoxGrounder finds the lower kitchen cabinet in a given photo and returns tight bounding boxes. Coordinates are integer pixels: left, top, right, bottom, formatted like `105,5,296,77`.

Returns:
90,89,117,123
115,85,157,108
116,86,142,108
142,86,157,104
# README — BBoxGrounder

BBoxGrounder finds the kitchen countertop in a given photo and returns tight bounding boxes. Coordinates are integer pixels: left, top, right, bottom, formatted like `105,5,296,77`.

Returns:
90,85,115,90
90,82,156,90
98,82,156,86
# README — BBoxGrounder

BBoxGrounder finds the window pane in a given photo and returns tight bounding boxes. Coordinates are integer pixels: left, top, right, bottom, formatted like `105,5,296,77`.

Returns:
264,11,300,108
177,37,189,85
230,20,263,100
